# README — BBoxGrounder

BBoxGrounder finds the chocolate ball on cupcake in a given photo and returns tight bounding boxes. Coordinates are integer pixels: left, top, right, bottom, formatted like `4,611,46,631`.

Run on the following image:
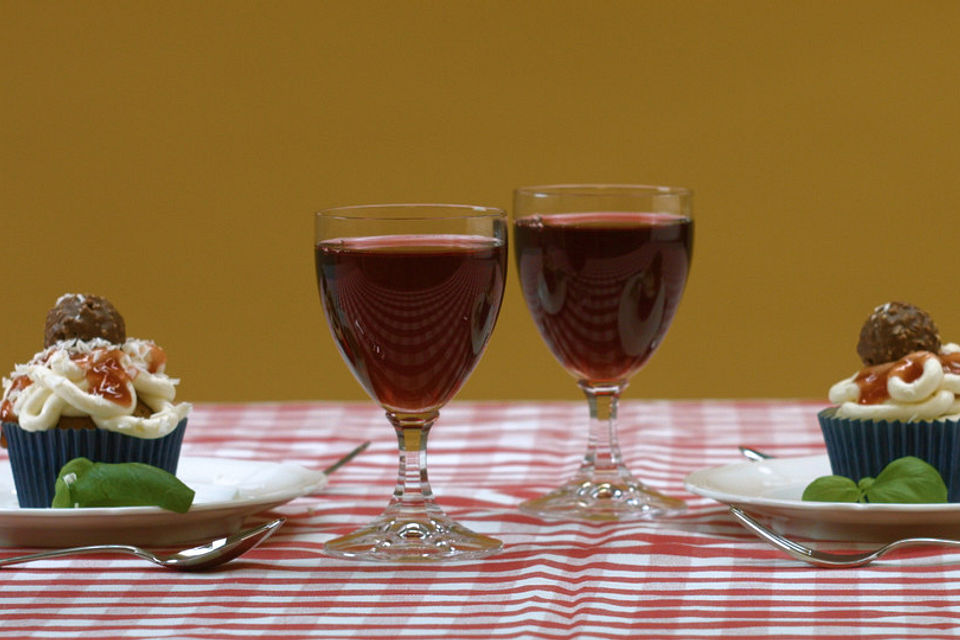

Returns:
820,302,960,501
43,293,127,347
1,294,190,508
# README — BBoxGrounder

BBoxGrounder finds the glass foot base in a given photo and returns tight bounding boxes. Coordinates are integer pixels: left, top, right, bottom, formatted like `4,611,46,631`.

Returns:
324,512,502,562
520,476,687,522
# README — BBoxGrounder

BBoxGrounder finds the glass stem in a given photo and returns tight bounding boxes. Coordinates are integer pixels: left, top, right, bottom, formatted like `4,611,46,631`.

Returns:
578,381,629,480
386,410,439,516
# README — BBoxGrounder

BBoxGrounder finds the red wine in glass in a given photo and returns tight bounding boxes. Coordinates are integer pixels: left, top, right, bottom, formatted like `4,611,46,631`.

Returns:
515,212,692,384
314,205,507,561
316,235,506,413
513,185,693,521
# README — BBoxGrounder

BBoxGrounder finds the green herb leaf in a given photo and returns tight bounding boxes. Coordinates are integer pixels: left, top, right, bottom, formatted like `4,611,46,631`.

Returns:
865,456,948,504
51,457,195,513
801,475,861,502
52,457,95,508
801,455,949,504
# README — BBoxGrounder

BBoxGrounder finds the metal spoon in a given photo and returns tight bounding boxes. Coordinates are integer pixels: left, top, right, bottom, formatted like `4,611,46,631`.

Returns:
730,506,960,568
0,516,284,571
0,442,368,570
738,446,774,461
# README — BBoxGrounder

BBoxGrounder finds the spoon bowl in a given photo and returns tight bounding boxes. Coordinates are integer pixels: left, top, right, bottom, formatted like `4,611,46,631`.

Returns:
0,517,285,571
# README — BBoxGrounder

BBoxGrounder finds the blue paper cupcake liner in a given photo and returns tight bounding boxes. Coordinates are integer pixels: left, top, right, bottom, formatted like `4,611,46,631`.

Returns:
2,418,187,508
818,408,960,502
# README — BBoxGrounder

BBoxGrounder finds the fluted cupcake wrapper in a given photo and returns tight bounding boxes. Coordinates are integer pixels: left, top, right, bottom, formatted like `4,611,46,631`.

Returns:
2,419,187,509
818,408,960,502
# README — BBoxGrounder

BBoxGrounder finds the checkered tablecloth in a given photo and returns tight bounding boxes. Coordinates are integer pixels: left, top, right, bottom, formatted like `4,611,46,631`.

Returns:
3,400,960,639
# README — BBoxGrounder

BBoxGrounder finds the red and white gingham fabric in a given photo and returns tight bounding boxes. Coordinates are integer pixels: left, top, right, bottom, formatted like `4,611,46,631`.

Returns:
3,400,960,639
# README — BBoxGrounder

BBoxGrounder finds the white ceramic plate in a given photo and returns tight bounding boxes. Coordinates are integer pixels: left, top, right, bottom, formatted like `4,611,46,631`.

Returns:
0,457,327,547
685,455,960,541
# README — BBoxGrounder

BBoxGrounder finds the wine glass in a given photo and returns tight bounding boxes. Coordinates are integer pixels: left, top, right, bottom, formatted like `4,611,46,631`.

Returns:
513,185,693,521
314,204,507,561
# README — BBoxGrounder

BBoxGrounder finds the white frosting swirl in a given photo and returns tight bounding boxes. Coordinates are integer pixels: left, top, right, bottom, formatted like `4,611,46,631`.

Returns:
1,338,190,438
829,343,960,421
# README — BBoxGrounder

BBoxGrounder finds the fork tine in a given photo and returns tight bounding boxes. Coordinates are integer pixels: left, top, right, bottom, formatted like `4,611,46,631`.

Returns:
729,507,821,563
729,506,960,568
729,507,878,567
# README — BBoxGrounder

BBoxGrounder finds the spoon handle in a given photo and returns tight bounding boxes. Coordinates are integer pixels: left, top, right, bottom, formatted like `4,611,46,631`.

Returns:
0,544,148,567
738,446,774,461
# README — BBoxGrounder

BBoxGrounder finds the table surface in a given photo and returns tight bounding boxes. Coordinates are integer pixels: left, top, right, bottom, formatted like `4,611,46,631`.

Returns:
2,400,959,640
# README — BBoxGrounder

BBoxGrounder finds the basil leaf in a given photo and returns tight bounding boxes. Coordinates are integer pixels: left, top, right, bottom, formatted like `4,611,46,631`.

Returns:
52,457,95,508
51,457,195,513
801,475,861,502
865,456,947,504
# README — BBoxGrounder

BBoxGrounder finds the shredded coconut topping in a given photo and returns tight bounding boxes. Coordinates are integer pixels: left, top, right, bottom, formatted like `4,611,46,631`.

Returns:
1,337,190,438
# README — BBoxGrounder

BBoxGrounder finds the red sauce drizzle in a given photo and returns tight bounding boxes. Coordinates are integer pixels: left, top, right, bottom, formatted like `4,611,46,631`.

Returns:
943,352,960,375
2,346,145,427
854,351,942,405
144,344,166,374
75,349,134,406
0,376,32,423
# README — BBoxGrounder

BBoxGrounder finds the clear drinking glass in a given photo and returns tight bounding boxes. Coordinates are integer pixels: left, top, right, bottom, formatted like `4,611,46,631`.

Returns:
513,185,693,521
314,204,507,561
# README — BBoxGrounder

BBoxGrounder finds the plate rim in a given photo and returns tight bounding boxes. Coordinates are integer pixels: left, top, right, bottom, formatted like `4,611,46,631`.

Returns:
0,455,327,518
684,454,960,514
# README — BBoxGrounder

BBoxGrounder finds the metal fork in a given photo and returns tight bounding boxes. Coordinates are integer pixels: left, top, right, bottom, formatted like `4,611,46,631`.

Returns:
729,506,960,568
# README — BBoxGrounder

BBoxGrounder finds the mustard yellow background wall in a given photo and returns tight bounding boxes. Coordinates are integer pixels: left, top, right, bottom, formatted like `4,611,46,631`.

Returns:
3,1,960,404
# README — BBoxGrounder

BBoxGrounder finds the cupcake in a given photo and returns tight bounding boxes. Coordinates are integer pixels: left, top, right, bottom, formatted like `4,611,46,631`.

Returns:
819,302,960,501
1,294,191,507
